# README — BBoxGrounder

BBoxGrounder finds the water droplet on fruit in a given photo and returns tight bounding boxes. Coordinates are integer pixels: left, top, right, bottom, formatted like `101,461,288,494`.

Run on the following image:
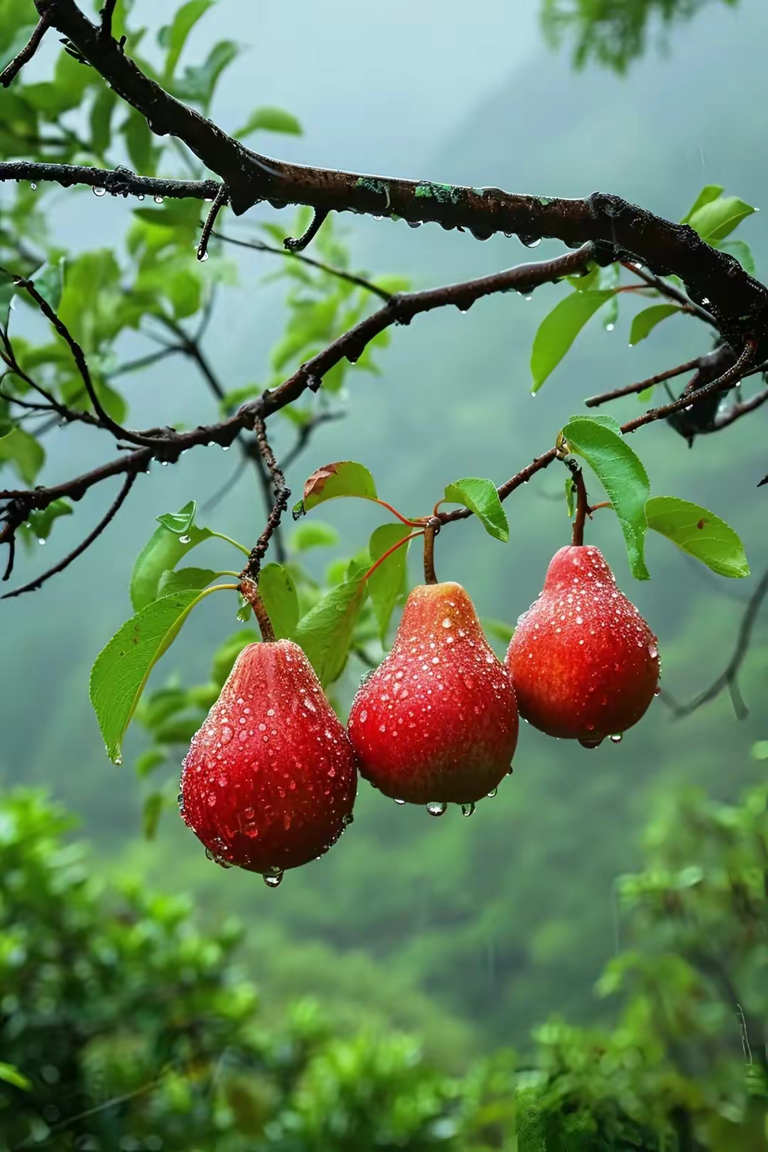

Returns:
648,643,658,659
461,802,475,817
426,801,447,817
394,798,406,805
578,737,603,749
654,686,661,697
486,787,498,798
610,733,623,744
263,870,284,889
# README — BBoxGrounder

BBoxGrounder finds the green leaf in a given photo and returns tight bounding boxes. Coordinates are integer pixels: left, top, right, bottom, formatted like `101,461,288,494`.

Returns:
27,498,72,542
89,86,117,155
259,563,299,640
0,1062,30,1091
295,572,368,686
90,588,221,763
482,618,515,644
156,500,198,535
121,109,159,175
288,522,340,552
297,460,377,517
443,477,509,543
562,415,651,580
0,427,44,485
566,265,600,292
135,748,168,778
28,258,65,312
688,196,756,243
629,304,681,346
160,0,215,80
235,106,302,137
681,185,724,224
174,39,239,111
565,477,575,518
130,503,213,611
157,567,218,596
720,239,756,277
367,523,413,641
530,290,617,392
645,496,749,579
142,792,165,840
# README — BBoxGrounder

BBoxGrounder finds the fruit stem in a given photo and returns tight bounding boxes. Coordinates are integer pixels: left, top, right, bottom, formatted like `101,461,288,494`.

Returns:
240,576,276,642
363,530,424,584
569,463,589,547
423,518,441,585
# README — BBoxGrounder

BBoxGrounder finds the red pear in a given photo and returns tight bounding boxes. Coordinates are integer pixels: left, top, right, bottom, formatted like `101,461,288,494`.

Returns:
347,582,518,807
506,545,659,746
180,640,357,885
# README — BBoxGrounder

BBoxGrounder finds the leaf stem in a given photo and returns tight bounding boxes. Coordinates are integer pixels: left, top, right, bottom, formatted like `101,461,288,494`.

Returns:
209,531,250,557
239,576,275,642
363,530,424,584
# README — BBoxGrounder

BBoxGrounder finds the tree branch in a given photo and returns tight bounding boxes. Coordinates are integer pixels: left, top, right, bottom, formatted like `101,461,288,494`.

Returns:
2,470,136,597
212,228,394,301
659,569,768,719
6,0,767,356
586,357,702,408
0,15,50,87
239,416,290,585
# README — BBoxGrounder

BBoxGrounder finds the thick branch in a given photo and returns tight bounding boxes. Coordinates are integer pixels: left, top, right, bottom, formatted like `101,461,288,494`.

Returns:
13,0,768,353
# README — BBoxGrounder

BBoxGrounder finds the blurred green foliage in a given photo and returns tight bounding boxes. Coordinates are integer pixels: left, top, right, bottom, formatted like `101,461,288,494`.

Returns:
540,0,740,72
3,781,768,1148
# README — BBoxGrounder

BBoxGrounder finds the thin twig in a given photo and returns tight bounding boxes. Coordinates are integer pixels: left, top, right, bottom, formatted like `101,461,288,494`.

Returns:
284,208,329,253
622,261,717,327
0,16,50,87
212,228,393,301
586,358,702,408
99,0,117,39
197,184,228,262
2,471,137,598
659,569,768,719
422,518,440,585
239,416,290,584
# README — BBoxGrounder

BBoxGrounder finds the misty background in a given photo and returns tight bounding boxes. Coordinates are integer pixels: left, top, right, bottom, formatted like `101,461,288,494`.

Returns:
2,0,766,1057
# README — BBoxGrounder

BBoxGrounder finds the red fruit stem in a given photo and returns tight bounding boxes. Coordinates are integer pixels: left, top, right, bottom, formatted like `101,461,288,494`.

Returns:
240,576,276,642
423,518,440,585
570,464,589,547
363,530,425,584
363,496,426,528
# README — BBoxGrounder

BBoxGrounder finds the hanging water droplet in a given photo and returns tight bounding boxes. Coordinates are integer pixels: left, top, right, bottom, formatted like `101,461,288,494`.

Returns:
461,802,475,818
263,870,284,888
606,323,615,332
610,733,623,744
111,754,122,765
342,813,355,826
197,249,209,262
486,787,498,798
137,194,145,201
578,736,603,749
37,538,46,546
154,195,164,204
654,686,661,697
426,801,447,817
394,798,406,805
93,186,106,198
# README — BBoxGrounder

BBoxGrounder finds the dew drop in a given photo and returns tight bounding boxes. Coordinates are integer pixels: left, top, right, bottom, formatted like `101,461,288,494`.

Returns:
394,798,406,805
30,182,37,190
648,643,659,660
92,186,106,197
111,754,122,766
179,534,190,544
486,787,498,798
461,802,475,818
610,733,623,744
263,870,284,889
154,195,164,204
426,801,447,817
